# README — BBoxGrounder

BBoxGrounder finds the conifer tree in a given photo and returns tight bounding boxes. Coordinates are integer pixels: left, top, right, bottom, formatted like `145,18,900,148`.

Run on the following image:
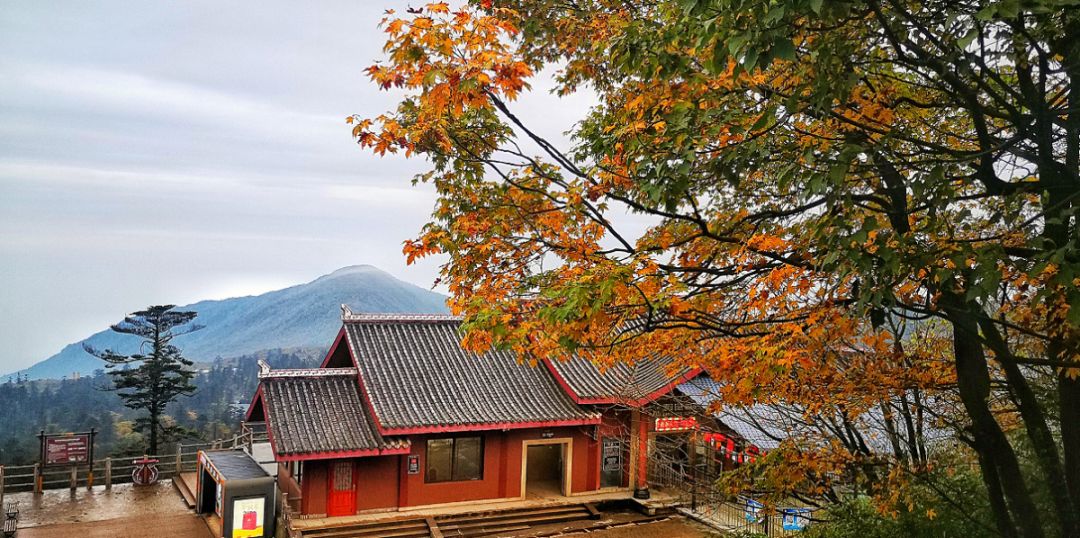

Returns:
85,305,202,454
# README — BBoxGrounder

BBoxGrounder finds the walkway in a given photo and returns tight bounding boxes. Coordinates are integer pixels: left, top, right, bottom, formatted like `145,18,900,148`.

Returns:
16,513,212,538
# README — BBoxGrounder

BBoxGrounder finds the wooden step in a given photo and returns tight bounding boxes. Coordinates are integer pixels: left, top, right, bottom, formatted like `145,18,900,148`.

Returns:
302,519,430,538
438,511,590,532
584,503,601,519
300,503,598,538
302,515,429,532
437,507,590,526
304,528,430,538
172,476,196,509
440,524,531,538
435,505,588,523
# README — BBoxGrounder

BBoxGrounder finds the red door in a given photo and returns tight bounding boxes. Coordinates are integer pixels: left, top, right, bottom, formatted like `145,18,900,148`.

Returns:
328,461,357,517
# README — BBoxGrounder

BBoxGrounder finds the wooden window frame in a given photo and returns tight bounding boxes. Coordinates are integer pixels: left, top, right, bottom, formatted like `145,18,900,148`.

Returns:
425,435,485,483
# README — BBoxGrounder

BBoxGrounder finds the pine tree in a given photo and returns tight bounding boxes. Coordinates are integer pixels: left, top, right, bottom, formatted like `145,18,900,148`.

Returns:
84,305,202,454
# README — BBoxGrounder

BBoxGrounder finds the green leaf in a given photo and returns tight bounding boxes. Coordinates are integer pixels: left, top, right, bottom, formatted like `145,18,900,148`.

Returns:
773,38,796,61
728,34,750,56
975,5,997,20
742,47,759,71
765,5,786,24
709,41,728,73
751,105,776,130
829,162,849,183
957,28,979,49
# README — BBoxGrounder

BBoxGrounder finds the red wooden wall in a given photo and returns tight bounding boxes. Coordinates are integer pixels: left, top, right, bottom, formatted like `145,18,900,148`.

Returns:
296,416,642,516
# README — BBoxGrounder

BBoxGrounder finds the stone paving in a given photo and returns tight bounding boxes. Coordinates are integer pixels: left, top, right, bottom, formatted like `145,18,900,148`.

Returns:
0,478,718,538
16,512,213,538
5,480,189,527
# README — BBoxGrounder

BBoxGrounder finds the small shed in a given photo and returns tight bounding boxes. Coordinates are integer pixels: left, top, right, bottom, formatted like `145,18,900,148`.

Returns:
196,449,276,538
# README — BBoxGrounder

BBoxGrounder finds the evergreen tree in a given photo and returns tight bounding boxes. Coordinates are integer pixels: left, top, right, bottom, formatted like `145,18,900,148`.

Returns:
84,305,202,454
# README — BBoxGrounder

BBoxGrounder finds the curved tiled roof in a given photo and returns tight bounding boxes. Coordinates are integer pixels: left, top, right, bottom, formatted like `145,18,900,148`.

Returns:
545,354,700,406
676,376,953,453
343,316,600,433
258,368,410,460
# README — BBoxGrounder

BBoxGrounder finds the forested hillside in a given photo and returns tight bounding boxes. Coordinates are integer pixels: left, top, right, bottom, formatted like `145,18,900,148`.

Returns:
0,348,322,465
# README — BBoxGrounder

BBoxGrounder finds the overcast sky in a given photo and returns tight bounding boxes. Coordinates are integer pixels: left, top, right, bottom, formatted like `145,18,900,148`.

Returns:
0,1,601,372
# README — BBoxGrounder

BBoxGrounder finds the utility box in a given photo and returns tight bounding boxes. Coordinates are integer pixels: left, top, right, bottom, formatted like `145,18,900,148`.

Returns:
196,449,276,538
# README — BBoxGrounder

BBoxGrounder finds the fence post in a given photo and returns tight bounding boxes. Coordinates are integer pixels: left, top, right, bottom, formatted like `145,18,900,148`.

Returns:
281,491,292,537
175,445,183,475
0,464,5,507
33,463,41,494
105,458,112,490
70,465,77,491
87,462,94,490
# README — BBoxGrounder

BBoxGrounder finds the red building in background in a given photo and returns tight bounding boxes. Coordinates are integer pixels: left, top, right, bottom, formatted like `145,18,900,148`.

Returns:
245,310,723,519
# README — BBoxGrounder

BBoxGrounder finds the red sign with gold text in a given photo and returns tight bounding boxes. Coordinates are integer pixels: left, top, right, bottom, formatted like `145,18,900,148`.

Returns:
43,433,92,466
654,416,699,432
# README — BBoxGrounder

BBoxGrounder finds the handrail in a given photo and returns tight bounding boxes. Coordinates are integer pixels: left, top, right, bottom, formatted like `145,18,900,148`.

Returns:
0,428,260,494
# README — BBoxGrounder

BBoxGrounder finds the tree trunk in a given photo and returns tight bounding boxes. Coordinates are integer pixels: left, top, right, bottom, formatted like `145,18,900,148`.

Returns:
980,318,1078,536
149,411,159,455
1060,375,1080,523
947,303,1044,538
1054,11,1080,522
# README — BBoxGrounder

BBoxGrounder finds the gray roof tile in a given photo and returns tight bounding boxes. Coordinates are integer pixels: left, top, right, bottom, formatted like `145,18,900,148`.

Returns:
545,354,699,405
343,316,599,432
259,368,409,458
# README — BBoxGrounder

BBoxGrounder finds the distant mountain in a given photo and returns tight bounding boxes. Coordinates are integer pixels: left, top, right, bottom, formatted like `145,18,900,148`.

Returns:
9,265,448,380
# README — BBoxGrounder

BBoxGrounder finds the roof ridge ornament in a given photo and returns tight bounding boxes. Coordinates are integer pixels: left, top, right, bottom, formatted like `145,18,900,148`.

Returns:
340,312,464,323
259,366,359,379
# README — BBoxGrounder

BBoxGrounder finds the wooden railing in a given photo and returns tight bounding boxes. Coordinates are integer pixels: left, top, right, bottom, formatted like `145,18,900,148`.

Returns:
279,491,301,538
0,429,256,502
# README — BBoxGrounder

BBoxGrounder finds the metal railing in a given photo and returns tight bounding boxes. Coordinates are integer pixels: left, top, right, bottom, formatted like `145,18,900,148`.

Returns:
647,458,815,536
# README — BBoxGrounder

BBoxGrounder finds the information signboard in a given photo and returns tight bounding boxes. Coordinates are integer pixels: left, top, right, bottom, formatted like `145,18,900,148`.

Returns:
602,439,622,472
600,437,624,488
744,498,764,523
231,496,265,538
39,430,95,467
782,508,811,531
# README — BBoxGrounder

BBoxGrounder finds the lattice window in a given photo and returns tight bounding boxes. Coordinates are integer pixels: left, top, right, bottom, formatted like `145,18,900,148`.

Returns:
332,462,353,491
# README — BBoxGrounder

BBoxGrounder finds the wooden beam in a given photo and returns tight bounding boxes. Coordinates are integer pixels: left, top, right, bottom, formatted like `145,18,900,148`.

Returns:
584,502,601,519
425,517,443,538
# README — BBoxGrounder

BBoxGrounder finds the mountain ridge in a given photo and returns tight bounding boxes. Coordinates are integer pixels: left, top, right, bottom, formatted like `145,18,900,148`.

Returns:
8,265,448,380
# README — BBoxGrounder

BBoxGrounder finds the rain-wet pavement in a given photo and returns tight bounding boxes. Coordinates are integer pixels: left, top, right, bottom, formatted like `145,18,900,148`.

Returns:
6,479,190,527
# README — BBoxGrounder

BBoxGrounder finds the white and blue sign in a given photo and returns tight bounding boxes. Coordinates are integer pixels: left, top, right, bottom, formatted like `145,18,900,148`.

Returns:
744,498,764,523
782,508,812,531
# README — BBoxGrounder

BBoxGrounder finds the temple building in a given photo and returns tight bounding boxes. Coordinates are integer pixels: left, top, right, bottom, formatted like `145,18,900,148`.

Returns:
244,310,758,519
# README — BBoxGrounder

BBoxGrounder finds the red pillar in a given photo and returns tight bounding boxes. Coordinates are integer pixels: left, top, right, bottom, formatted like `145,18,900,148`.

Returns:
586,427,600,491
634,410,650,499
398,454,409,508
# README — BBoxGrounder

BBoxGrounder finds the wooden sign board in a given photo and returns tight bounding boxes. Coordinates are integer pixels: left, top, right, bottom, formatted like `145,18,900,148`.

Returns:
40,430,95,467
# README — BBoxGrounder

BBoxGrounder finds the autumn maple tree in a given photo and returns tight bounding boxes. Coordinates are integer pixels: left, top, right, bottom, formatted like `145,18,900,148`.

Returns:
353,1,1079,536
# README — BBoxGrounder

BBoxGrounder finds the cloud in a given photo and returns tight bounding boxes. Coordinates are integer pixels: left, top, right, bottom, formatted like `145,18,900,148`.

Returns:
0,0,604,372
